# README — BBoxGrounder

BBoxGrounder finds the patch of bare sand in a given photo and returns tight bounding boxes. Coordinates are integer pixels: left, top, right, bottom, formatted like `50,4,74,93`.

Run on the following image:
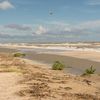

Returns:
20,59,100,100
0,72,27,100
0,53,100,100
61,51,100,62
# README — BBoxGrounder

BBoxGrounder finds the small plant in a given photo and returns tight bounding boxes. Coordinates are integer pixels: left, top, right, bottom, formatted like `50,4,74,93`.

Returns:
82,65,96,76
52,61,64,70
13,52,26,57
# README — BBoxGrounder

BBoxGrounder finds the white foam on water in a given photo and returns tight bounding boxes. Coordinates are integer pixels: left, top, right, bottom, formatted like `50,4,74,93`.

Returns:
0,43,100,53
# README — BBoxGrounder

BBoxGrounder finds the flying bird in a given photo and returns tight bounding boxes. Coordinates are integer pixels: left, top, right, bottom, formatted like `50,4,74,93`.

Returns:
49,10,53,15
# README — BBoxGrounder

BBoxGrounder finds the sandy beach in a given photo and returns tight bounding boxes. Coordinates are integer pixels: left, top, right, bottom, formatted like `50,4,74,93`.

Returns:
0,51,100,100
1,0,100,99
24,51,100,74
0,44,100,75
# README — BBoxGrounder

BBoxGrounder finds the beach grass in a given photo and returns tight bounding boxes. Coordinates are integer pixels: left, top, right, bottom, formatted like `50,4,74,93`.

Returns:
13,52,26,57
0,66,23,73
0,52,100,100
82,65,96,76
52,61,64,70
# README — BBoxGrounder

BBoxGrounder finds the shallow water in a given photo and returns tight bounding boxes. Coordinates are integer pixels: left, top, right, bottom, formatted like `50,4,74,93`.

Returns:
19,48,100,75
0,46,100,75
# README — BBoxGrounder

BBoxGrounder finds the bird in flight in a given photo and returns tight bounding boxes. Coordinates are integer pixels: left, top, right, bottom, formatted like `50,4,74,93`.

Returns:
49,10,53,15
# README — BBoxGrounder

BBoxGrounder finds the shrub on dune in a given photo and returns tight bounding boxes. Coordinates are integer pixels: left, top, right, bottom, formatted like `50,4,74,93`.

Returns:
13,52,26,57
52,61,64,70
82,65,96,76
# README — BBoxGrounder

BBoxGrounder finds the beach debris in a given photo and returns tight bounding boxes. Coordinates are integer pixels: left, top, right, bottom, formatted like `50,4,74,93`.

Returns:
23,82,51,97
64,87,72,90
83,79,92,85
62,93,99,100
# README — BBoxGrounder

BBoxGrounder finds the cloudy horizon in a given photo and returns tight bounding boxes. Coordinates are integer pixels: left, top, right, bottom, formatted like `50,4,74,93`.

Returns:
0,0,100,43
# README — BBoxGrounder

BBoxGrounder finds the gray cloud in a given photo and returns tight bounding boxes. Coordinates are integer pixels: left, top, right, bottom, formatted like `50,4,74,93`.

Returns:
1,20,100,38
0,33,11,38
33,20,100,36
5,24,32,31
87,0,100,5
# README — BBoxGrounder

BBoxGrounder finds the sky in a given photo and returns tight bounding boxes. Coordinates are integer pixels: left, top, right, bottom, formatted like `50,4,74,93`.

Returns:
0,0,100,43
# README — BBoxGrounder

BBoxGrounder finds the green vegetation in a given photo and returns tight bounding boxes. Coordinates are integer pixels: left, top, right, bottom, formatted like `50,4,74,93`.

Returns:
82,65,96,76
13,52,26,57
52,61,64,70
0,66,22,73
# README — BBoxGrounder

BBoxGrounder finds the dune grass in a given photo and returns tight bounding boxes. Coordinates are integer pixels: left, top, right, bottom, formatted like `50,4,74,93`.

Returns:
0,66,23,73
52,61,65,70
13,52,26,57
82,65,96,76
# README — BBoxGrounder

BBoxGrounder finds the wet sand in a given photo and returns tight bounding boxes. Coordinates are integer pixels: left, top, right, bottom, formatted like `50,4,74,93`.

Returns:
0,47,18,53
24,51,100,75
0,46,100,75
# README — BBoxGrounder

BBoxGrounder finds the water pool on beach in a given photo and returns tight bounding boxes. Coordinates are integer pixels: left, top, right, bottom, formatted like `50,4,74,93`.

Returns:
19,47,100,75
0,44,100,75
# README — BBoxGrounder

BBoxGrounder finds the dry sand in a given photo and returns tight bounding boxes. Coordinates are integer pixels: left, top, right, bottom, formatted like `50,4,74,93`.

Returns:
16,58,100,100
0,53,100,100
0,53,28,100
0,73,24,100
61,51,100,62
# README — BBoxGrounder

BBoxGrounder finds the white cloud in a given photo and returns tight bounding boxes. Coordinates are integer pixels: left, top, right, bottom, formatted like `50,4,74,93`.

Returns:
1,20,100,38
0,0,14,10
32,20,100,37
35,25,47,35
76,20,100,30
87,0,100,5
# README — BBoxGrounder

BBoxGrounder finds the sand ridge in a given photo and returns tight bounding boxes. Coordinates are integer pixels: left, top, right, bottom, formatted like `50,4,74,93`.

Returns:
0,52,100,100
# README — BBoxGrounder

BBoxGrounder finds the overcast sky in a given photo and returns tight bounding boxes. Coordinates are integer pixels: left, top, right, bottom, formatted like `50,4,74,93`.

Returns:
0,0,100,42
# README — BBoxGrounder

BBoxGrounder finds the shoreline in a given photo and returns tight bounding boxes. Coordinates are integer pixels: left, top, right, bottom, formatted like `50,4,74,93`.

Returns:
1,43,100,62
24,51,100,75
0,46,100,75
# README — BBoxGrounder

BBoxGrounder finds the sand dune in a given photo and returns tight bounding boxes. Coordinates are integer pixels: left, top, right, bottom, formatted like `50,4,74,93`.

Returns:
0,53,100,100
